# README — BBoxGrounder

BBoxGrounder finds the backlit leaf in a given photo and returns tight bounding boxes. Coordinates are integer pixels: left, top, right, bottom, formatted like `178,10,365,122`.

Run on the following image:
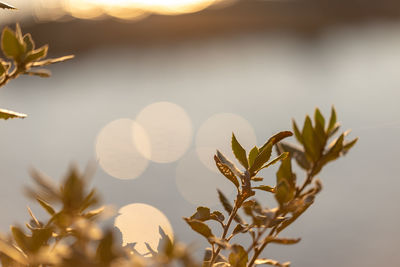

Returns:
232,133,249,169
190,207,211,221
228,244,248,267
0,108,27,120
214,155,239,189
248,146,259,168
184,218,213,240
302,116,320,161
1,27,25,60
275,180,293,206
23,34,34,52
36,198,55,215
24,45,48,63
253,185,275,193
0,2,16,9
292,120,303,144
269,237,301,245
327,106,337,133
249,142,273,175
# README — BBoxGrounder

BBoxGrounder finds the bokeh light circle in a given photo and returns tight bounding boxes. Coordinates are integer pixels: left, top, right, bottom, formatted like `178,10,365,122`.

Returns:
95,118,150,180
176,149,235,206
135,102,193,163
114,203,174,255
195,113,257,172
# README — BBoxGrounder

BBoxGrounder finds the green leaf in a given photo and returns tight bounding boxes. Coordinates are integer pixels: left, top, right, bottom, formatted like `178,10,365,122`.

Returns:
275,180,294,206
214,155,240,189
314,108,325,129
314,109,327,148
24,45,48,63
248,146,259,168
0,2,16,9
190,207,211,221
249,142,273,175
36,198,55,215
184,218,213,239
343,137,358,154
232,133,249,169
292,120,303,144
276,156,295,189
23,34,34,52
1,27,25,60
228,244,248,267
302,116,320,161
327,106,337,133
0,108,27,120
253,185,275,193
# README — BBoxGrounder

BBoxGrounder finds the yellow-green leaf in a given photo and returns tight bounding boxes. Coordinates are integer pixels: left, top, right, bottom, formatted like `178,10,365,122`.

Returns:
232,133,248,169
253,185,275,193
327,106,337,133
228,244,248,267
24,45,48,63
184,218,213,240
1,27,25,60
248,146,259,168
23,33,34,52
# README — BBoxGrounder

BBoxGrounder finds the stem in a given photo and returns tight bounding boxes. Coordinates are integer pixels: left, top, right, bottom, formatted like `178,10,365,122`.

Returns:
209,196,242,265
248,163,318,267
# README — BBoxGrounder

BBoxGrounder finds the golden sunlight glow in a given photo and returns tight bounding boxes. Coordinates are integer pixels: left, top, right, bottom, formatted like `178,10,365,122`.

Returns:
114,203,174,256
95,119,150,180
134,102,192,164
60,0,231,20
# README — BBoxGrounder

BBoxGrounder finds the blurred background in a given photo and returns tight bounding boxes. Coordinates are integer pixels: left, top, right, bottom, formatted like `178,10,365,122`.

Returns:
1,0,400,266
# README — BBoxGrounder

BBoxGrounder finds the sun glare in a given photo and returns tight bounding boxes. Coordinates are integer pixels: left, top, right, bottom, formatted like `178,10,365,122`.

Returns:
58,0,230,20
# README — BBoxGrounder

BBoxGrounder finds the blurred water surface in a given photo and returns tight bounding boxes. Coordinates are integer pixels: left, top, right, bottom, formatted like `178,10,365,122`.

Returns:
0,21,399,266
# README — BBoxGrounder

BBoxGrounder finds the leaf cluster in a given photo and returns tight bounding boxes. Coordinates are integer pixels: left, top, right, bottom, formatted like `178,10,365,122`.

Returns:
184,107,357,267
0,24,73,120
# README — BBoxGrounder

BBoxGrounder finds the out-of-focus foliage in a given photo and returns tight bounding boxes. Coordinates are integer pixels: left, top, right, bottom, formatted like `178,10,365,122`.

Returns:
184,107,357,267
0,108,356,267
0,24,73,120
0,166,200,267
